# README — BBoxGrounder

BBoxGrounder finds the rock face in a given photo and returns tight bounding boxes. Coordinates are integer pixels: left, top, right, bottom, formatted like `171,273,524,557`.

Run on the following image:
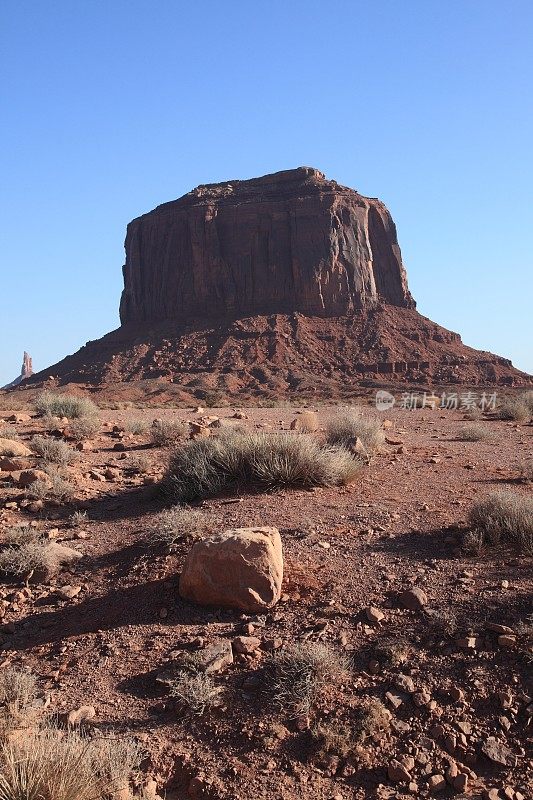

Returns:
2,352,33,389
179,526,283,612
119,167,414,325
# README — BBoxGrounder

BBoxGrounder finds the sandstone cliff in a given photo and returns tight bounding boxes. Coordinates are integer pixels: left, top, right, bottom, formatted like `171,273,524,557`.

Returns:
119,167,414,325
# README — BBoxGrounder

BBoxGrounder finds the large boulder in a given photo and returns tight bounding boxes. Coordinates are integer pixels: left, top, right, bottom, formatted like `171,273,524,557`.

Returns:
179,526,283,612
0,439,33,457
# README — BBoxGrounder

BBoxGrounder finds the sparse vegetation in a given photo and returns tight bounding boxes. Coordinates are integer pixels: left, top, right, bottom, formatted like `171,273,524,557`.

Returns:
128,453,152,474
125,418,150,435
520,390,533,413
152,506,212,549
497,398,530,422
468,490,533,554
168,670,222,716
325,408,385,454
374,636,413,667
165,432,363,502
456,423,492,441
263,643,349,717
0,727,142,800
352,698,391,741
150,418,188,447
26,468,75,503
1,523,38,547
519,460,533,483
0,426,19,441
0,538,59,577
35,391,98,419
31,435,78,465
69,510,88,526
67,415,100,441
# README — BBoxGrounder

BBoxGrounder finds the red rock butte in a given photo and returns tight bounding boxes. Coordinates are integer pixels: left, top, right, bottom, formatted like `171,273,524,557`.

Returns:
25,167,530,396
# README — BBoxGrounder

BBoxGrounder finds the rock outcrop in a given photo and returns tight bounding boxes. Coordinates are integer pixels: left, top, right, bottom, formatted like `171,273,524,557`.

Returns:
20,168,531,393
2,352,33,389
119,167,414,325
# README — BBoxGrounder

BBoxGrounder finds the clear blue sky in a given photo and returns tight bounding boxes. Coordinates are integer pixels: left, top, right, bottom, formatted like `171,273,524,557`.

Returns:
1,0,532,386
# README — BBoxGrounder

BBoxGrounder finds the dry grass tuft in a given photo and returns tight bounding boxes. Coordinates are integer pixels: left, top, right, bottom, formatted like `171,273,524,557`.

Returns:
325,409,385,455
150,418,189,447
152,506,212,550
0,727,142,800
263,643,349,718
0,427,19,441
26,467,75,503
468,490,533,554
164,432,363,502
31,435,78,466
456,423,492,441
519,460,533,483
67,416,100,442
520,390,533,413
497,398,530,422
168,671,222,716
292,411,319,433
124,418,150,435
35,391,98,420
374,636,413,667
0,538,60,577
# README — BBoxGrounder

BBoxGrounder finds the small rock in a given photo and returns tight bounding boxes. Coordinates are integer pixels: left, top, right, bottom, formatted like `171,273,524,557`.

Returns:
232,635,261,655
453,773,469,792
366,606,385,624
428,774,446,792
498,635,516,648
486,622,515,635
67,705,96,725
395,673,415,693
399,587,427,611
388,760,412,783
56,585,82,600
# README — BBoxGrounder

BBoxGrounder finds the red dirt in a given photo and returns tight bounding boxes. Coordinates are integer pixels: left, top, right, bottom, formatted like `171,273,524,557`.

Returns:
0,402,531,798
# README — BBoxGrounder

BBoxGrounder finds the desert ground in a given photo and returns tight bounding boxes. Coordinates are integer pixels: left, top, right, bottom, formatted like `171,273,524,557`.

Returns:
0,391,531,799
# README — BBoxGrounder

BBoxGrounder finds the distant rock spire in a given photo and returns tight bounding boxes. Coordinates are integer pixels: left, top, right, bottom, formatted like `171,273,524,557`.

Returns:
2,352,34,389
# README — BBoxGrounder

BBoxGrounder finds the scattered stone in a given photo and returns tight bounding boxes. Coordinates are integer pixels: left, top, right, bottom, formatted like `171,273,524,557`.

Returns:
0,439,32,457
67,705,96,725
413,690,431,706
388,760,412,783
486,622,515,635
56,585,82,600
482,736,513,766
428,774,446,792
232,636,261,655
453,773,469,792
179,527,283,612
18,469,48,488
399,587,427,611
395,673,415,693
366,606,385,624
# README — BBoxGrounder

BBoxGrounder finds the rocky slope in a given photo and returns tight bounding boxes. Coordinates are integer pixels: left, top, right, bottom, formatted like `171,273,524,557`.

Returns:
25,168,530,394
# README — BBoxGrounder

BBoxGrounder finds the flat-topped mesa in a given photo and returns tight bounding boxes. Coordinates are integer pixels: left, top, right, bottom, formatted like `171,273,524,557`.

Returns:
119,167,415,325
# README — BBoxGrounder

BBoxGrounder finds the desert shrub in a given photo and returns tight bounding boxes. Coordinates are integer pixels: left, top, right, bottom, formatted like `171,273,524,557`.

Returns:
26,468,75,503
468,490,533,554
374,636,413,667
34,391,98,419
462,407,483,421
128,453,152,474
1,524,38,547
456,423,492,441
352,698,391,741
292,410,319,433
31,435,78,466
152,506,211,549
497,398,530,422
0,668,38,714
0,427,19,441
520,390,533,413
519,460,533,483
325,409,385,454
0,727,141,800
202,390,225,408
67,415,100,442
168,671,222,716
150,418,188,447
165,432,363,502
125,418,150,435
69,510,88,526
263,643,349,718
0,538,59,577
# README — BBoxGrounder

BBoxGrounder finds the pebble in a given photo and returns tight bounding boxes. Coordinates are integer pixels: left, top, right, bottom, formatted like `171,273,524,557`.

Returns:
366,606,385,624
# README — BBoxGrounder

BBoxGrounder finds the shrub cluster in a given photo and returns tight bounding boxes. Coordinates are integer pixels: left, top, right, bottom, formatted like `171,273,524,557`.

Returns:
164,431,363,502
325,408,385,455
31,435,78,465
35,391,98,419
468,490,533,554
